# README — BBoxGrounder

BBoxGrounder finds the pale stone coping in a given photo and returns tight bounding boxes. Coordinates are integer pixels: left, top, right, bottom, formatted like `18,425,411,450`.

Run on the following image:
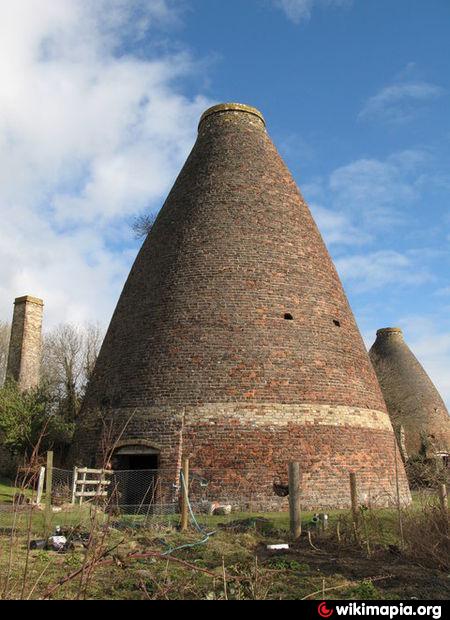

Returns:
376,327,402,337
14,295,44,306
104,403,393,432
199,103,266,128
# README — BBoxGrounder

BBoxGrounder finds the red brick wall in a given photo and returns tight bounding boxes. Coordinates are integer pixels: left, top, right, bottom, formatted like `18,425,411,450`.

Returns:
183,424,408,509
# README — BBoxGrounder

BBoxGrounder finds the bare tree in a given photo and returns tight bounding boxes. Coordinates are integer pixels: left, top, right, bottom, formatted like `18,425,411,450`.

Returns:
0,321,11,386
42,322,103,420
82,323,103,384
131,213,157,239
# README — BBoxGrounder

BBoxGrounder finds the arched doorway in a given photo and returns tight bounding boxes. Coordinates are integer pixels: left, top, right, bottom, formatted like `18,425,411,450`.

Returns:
112,445,159,471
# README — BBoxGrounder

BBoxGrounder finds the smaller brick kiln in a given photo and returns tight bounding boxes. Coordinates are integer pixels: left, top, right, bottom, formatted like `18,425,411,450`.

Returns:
370,328,450,463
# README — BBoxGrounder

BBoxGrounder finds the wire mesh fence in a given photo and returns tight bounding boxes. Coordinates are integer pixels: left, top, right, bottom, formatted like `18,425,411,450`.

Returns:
47,466,292,529
52,468,74,505
50,467,178,524
50,465,407,514
1,461,422,535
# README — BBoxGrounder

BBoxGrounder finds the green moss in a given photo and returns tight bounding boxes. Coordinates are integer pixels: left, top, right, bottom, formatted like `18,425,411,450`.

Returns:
345,580,382,600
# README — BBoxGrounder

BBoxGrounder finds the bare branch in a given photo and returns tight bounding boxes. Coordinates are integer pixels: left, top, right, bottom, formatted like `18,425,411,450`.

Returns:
131,213,157,239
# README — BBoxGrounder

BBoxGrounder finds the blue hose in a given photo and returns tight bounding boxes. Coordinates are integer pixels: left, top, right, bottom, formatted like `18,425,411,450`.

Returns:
161,470,215,556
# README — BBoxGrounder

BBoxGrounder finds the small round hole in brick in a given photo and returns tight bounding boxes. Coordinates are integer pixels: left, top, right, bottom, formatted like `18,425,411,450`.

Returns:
333,319,341,327
284,313,294,321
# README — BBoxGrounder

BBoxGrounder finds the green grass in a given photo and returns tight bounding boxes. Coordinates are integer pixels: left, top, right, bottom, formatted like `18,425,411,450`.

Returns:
0,478,34,504
0,496,104,536
0,480,447,600
0,476,430,539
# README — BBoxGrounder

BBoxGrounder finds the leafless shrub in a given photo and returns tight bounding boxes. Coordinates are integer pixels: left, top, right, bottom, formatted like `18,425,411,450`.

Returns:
322,490,449,573
406,455,449,489
401,494,449,571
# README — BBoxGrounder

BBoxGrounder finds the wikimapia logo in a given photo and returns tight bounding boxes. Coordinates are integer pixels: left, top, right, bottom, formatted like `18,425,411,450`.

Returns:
318,602,334,618
317,603,442,619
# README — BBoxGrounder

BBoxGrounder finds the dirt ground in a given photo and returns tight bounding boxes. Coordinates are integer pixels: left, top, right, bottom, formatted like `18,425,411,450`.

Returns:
0,527,449,599
258,539,450,600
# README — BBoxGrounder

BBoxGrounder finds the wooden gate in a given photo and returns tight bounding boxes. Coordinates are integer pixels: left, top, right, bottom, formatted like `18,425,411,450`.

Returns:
71,467,112,504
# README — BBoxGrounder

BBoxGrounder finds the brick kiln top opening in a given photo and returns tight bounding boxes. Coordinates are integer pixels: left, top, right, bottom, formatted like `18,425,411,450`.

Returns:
198,102,266,129
376,327,403,338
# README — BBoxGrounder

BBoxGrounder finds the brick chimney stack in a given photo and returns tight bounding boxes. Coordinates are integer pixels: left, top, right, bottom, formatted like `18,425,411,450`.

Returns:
6,295,44,391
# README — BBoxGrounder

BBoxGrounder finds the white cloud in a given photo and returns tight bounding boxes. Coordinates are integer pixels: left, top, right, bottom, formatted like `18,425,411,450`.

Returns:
335,250,431,291
272,0,350,23
435,286,450,297
274,0,314,22
309,203,370,246
0,1,213,330
303,149,427,248
329,150,426,228
358,81,442,124
317,146,449,407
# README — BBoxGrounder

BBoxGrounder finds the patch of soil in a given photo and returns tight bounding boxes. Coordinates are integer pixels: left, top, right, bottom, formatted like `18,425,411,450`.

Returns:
258,538,450,600
218,517,281,536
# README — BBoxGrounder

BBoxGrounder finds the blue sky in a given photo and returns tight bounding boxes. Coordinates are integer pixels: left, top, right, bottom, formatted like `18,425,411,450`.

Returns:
1,0,449,403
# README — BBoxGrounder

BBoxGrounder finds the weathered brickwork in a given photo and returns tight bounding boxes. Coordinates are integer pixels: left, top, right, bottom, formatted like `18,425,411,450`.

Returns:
1,295,43,475
74,403,408,509
73,103,411,508
182,403,409,508
75,405,184,475
6,296,43,391
370,328,450,458
184,403,393,430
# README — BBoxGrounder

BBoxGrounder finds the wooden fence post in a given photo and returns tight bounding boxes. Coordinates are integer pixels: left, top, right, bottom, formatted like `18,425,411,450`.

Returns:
288,462,301,540
44,451,53,535
350,472,358,524
79,469,87,505
438,483,448,511
438,483,448,537
71,466,78,505
36,466,45,505
180,458,189,532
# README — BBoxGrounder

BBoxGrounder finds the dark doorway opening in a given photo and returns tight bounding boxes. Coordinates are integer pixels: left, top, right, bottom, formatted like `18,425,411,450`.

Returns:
113,453,158,471
112,447,159,509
